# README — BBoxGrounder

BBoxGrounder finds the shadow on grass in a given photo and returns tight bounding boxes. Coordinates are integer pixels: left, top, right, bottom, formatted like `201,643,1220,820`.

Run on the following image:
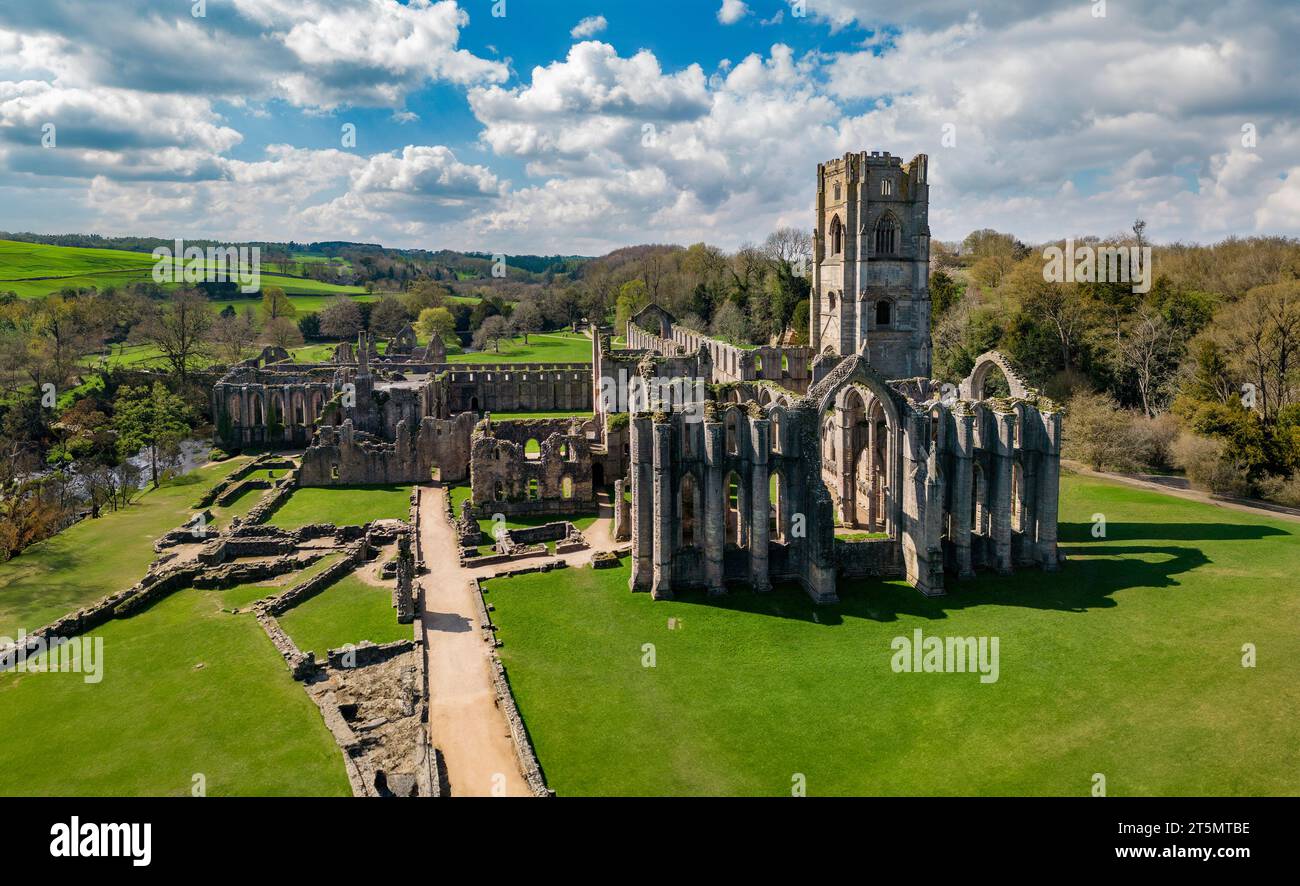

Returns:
669,536,1220,627
1058,521,1291,543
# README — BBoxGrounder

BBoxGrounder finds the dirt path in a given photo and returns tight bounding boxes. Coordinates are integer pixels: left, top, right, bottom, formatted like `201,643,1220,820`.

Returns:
417,486,531,797
1064,460,1300,524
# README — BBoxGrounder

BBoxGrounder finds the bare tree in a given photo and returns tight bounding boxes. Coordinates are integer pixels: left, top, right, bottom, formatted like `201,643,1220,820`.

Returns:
142,289,212,385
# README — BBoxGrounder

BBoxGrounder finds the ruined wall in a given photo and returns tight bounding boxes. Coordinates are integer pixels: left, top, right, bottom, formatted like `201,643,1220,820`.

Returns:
469,418,597,516
299,412,476,487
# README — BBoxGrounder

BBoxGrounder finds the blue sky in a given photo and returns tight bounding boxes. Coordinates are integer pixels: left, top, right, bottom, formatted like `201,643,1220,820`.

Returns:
0,0,1297,253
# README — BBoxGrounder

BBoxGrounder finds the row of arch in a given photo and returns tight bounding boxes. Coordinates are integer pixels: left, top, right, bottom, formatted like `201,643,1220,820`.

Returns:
676,467,793,551
224,387,327,428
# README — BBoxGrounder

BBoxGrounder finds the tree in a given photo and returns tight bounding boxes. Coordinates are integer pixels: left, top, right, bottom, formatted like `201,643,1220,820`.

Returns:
711,300,749,345
510,300,544,343
762,226,812,269
320,296,364,339
212,310,258,365
1113,308,1181,417
415,307,456,344
929,270,964,323
141,289,212,386
113,381,192,488
262,315,304,350
1213,281,1300,424
260,287,296,323
369,295,409,337
472,315,510,353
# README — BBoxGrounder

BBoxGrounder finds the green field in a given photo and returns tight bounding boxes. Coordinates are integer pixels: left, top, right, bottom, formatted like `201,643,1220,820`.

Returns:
0,585,350,796
449,332,593,364
0,239,370,300
277,573,409,656
267,485,412,530
489,411,595,421
0,458,252,637
483,472,1300,796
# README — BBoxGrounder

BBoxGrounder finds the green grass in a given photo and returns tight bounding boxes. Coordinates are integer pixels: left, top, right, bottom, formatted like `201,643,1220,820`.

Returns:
0,586,350,796
449,332,592,364
483,472,1300,796
277,573,409,656
0,458,252,637
490,411,595,421
267,484,411,530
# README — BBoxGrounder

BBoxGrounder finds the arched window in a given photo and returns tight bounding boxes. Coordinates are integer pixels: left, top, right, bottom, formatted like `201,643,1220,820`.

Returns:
876,299,892,327
874,215,897,254
830,216,843,255
881,178,892,196
833,181,841,201
828,291,837,311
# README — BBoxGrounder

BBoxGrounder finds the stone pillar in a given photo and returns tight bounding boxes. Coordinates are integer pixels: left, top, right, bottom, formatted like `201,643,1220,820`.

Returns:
749,418,771,592
952,413,976,579
992,410,1015,575
703,420,725,595
837,408,854,525
650,420,674,600
1035,410,1062,571
628,415,654,592
613,479,631,541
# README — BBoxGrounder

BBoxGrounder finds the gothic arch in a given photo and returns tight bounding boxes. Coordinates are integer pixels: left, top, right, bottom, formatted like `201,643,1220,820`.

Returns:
961,350,1031,401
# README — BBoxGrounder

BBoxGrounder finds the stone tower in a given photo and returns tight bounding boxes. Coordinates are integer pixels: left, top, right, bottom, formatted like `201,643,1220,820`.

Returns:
810,151,932,379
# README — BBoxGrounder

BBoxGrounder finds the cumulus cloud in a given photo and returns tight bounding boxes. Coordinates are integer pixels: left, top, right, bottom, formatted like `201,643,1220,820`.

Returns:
570,15,608,39
717,0,751,26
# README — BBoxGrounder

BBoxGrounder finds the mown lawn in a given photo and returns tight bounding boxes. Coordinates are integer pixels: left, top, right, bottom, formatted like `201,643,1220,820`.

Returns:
0,586,350,796
267,484,411,530
0,458,251,637
483,472,1300,796
277,573,409,656
448,332,592,364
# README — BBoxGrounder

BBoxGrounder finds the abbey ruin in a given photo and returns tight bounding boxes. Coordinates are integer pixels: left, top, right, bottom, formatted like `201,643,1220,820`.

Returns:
209,149,1062,603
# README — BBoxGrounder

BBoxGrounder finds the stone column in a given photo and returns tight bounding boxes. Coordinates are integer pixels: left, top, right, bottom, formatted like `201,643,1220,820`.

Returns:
837,409,854,525
952,413,976,579
650,420,674,600
1035,410,1062,571
703,420,725,595
749,418,771,592
628,415,654,592
613,479,631,541
992,410,1015,575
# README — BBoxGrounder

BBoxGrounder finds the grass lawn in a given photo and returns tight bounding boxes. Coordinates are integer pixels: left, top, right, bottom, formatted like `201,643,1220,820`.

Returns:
483,472,1300,796
0,586,350,796
277,573,409,656
449,332,592,364
491,411,595,421
0,458,252,637
267,484,411,529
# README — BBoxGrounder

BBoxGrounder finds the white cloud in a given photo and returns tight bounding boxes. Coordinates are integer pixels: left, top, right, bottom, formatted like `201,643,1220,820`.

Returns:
570,15,608,39
717,0,751,26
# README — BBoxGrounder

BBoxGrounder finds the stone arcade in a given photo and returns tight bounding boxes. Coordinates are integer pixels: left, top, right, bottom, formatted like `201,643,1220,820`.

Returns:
625,150,1063,601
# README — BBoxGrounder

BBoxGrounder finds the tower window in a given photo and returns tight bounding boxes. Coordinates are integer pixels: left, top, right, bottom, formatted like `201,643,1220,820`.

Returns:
830,216,843,255
833,181,841,201
876,299,892,327
874,216,897,254
881,179,893,196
